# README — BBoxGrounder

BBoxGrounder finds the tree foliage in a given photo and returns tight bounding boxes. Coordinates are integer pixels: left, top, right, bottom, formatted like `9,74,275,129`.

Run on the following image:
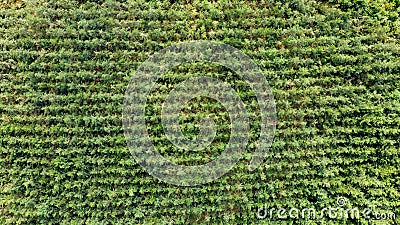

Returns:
0,0,399,224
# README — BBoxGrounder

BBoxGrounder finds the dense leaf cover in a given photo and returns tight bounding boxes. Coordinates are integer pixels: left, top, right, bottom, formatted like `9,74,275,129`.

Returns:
1,0,399,224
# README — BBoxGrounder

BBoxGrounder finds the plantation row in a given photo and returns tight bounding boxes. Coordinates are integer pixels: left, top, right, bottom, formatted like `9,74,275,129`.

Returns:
1,0,400,224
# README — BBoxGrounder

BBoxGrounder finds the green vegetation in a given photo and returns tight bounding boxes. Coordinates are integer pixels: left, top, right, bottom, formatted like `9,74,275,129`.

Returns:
0,0,24,9
1,0,399,224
